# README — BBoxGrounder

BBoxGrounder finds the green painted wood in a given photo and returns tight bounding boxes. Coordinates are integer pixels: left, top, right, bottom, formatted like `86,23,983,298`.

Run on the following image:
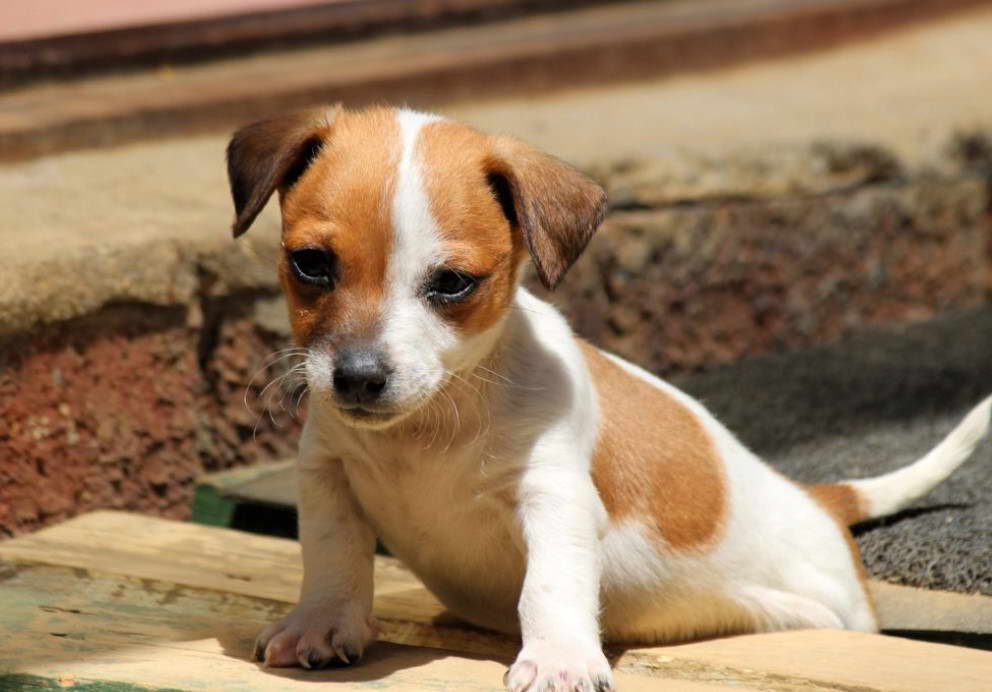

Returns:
189,484,236,528
0,561,275,691
0,673,184,691
191,460,294,529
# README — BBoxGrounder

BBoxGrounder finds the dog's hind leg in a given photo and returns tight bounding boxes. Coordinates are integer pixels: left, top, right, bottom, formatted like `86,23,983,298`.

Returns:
737,586,849,632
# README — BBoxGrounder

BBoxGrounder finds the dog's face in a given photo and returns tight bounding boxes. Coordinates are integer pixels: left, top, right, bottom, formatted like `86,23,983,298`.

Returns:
227,106,606,429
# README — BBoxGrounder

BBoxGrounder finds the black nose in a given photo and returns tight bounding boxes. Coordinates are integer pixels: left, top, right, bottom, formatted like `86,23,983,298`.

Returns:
333,346,389,405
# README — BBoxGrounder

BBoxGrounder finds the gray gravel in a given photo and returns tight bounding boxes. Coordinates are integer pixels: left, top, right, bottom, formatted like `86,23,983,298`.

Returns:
676,307,992,594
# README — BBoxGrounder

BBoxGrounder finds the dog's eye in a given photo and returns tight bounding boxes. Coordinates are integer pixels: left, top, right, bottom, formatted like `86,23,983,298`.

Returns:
426,269,477,304
289,249,335,288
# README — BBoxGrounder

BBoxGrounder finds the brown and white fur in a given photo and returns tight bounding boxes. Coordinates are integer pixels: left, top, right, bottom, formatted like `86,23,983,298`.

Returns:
226,104,992,692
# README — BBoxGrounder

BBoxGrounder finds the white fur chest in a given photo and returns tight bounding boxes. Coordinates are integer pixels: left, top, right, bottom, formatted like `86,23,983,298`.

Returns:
329,424,528,632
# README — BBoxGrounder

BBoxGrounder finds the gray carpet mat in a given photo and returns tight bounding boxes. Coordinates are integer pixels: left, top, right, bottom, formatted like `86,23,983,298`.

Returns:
676,307,992,594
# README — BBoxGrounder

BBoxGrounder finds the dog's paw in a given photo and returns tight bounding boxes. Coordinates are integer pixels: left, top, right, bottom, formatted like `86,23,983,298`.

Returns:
504,640,614,692
253,601,377,669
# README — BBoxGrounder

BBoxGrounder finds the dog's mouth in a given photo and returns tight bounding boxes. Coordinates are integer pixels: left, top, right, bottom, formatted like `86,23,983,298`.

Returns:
336,404,401,428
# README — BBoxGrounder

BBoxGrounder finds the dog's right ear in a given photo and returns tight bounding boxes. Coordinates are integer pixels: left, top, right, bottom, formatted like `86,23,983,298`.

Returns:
226,105,341,237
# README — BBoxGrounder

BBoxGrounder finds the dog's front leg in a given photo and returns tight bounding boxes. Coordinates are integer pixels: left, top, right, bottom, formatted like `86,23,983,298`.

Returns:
505,468,614,692
254,432,376,669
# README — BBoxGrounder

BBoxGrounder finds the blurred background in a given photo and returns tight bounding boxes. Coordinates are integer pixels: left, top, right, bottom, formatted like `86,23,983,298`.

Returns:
1,0,991,596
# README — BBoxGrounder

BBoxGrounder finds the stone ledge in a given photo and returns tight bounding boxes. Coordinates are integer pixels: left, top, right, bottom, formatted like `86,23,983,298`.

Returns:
0,232,280,340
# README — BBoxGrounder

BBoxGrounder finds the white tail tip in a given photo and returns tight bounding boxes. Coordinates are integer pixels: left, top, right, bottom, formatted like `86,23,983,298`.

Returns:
851,395,991,520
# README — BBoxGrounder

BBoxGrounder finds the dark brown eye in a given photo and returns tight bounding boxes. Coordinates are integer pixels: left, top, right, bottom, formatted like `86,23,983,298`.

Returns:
289,248,335,288
425,269,478,304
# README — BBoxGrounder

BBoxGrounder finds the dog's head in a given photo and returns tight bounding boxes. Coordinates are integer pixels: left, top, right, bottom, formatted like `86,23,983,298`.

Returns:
227,105,606,429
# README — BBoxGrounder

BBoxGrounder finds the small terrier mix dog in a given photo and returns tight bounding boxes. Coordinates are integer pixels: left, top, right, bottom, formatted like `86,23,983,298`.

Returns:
227,104,990,692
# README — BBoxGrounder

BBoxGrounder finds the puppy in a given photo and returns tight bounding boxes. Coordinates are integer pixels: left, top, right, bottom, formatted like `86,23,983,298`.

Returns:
226,104,991,692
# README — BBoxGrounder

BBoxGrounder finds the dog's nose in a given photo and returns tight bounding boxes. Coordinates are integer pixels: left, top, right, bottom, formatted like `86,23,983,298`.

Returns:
333,346,389,405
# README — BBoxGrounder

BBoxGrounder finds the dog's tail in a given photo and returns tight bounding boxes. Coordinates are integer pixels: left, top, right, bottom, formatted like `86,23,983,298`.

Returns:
807,395,991,525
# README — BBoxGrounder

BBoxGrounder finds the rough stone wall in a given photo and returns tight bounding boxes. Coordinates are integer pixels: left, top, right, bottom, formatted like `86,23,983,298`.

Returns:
549,176,990,375
0,295,301,537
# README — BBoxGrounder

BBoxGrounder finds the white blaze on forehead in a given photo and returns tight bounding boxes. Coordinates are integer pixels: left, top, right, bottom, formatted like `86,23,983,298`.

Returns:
389,109,445,284
378,108,460,394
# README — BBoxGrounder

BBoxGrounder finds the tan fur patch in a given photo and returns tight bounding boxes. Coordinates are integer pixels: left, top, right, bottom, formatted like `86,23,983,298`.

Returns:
417,120,528,336
581,341,726,552
280,107,400,346
806,482,865,526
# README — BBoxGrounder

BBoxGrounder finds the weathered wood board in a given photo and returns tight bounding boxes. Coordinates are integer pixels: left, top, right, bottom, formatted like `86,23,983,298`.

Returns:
1,512,990,691
2,562,719,692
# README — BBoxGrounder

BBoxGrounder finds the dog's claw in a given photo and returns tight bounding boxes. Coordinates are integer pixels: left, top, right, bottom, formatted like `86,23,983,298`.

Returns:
505,641,613,691
593,674,615,692
334,643,362,666
253,603,376,670
302,648,326,670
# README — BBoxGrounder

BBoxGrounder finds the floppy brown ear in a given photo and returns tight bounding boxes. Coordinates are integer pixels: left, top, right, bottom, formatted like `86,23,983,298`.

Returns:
226,105,340,237
485,135,607,289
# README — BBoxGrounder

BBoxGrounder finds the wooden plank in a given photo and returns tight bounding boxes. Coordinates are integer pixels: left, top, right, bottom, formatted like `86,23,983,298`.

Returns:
634,630,992,692
0,510,420,601
3,0,990,161
873,581,992,634
3,512,991,691
0,512,501,658
0,511,477,653
1,562,716,691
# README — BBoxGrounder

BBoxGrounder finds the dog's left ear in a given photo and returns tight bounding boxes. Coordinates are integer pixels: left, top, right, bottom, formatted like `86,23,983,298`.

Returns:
486,135,607,290
226,105,341,238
